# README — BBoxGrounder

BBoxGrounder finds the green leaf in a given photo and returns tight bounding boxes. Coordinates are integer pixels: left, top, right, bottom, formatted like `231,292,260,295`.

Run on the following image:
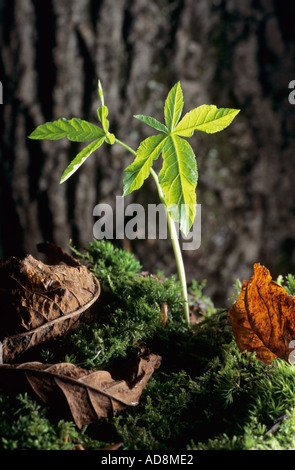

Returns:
174,105,240,136
97,81,111,132
134,115,168,133
164,82,184,132
123,133,167,196
98,80,105,106
158,135,198,235
60,137,105,183
105,133,115,145
97,105,109,133
122,82,239,236
29,118,105,142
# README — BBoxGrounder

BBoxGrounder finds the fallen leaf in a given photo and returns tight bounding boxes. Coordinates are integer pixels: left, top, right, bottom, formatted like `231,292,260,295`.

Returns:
228,263,295,364
0,243,100,363
0,351,161,428
228,278,276,364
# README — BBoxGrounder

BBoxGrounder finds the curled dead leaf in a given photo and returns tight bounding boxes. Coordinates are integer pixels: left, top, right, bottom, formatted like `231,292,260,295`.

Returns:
0,351,161,429
0,242,100,363
228,263,295,364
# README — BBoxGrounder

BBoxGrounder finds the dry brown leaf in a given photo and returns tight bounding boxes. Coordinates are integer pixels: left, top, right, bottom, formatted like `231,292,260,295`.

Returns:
0,243,100,362
228,263,295,364
0,352,161,428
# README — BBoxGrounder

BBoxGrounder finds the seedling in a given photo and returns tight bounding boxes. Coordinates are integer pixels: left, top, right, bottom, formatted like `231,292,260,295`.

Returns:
29,80,239,325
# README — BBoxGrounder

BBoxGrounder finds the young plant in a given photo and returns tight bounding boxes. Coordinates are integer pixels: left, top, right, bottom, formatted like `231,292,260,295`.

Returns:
29,80,239,325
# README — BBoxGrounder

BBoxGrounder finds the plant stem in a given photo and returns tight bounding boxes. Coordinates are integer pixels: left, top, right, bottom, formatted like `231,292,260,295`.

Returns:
115,138,190,325
114,139,137,157
150,168,190,325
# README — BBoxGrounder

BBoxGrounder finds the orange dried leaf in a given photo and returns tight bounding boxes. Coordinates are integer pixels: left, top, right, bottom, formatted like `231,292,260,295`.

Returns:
228,263,295,364
228,279,276,364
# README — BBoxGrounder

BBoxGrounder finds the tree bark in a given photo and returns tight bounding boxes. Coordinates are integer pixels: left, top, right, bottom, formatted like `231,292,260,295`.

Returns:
0,0,294,306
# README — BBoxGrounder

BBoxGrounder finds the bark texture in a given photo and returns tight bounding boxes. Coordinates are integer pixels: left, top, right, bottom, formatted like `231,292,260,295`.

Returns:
0,0,295,305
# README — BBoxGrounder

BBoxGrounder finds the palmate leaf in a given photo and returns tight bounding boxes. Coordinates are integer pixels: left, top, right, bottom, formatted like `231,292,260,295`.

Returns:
124,82,239,234
159,136,198,235
28,80,117,185
29,117,105,142
60,137,105,183
174,104,240,136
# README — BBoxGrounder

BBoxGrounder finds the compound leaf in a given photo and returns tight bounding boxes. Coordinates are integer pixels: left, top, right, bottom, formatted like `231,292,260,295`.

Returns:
123,133,167,196
158,135,198,235
29,117,105,142
175,105,240,136
123,83,239,236
60,137,105,183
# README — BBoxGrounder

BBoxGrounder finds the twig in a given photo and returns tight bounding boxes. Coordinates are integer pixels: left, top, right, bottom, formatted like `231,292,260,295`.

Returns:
263,414,288,438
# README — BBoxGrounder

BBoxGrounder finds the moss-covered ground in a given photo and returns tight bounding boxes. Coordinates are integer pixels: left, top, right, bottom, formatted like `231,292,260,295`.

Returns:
1,240,295,450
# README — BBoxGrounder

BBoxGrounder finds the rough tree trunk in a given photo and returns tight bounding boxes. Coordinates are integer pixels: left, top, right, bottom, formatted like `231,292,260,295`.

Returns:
0,0,294,306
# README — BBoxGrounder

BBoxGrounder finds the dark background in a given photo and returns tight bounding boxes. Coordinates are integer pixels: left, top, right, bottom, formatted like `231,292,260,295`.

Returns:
1,0,295,306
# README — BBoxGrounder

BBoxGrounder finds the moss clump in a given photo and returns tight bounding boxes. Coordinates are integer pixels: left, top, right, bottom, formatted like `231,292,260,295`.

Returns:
1,239,295,450
0,392,102,450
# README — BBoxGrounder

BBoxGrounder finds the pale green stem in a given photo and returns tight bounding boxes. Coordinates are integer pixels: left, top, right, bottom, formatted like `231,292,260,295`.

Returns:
115,138,190,325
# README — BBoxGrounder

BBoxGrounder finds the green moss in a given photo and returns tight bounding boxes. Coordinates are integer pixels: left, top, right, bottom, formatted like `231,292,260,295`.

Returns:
1,240,295,450
0,393,102,450
284,273,295,296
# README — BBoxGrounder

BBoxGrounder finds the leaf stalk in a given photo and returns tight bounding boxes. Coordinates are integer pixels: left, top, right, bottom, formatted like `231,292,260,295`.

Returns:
115,138,190,325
